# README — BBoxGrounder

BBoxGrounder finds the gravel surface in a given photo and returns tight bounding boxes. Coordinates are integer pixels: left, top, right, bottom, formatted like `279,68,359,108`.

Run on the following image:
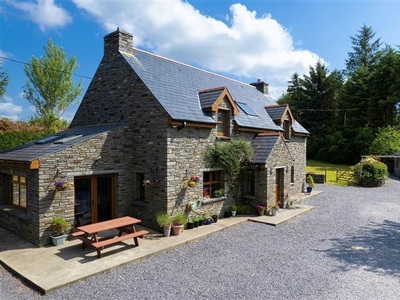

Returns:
2,177,400,300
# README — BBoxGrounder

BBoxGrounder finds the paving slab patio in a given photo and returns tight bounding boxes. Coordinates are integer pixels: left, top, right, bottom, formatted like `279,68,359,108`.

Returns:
0,191,321,294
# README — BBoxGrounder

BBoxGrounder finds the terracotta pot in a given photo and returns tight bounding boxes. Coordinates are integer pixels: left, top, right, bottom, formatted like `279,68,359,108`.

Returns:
172,225,183,236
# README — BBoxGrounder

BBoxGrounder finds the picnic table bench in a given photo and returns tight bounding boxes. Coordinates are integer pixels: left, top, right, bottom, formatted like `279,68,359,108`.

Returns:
71,216,149,258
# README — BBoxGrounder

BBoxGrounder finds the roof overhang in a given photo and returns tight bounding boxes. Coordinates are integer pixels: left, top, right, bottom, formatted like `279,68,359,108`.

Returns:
0,159,39,170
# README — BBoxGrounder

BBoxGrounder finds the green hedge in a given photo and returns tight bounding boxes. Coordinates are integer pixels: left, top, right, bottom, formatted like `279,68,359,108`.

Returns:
0,130,48,151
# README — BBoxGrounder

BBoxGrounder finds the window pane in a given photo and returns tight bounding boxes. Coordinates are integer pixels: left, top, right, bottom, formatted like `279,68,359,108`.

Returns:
20,185,27,208
20,177,26,184
12,183,19,205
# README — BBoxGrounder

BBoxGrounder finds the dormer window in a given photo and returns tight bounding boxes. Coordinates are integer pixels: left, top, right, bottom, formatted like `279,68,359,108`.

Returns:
217,109,230,137
283,118,290,140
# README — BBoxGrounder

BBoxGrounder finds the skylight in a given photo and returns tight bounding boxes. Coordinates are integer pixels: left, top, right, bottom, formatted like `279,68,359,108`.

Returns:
35,135,60,144
236,102,257,116
54,134,83,144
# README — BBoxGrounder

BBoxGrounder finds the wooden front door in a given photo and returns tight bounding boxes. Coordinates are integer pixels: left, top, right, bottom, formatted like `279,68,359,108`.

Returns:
275,168,284,208
74,174,116,225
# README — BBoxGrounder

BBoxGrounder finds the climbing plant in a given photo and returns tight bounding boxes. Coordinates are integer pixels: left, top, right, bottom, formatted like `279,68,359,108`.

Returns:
205,139,254,196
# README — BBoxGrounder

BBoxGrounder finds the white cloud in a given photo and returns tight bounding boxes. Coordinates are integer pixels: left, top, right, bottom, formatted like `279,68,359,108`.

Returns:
8,0,72,32
72,0,323,98
0,97,23,120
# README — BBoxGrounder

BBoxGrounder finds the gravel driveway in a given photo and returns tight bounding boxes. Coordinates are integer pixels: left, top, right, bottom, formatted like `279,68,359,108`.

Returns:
2,177,400,300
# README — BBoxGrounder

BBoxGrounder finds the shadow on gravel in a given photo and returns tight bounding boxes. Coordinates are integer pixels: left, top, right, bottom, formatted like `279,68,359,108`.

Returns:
321,220,400,276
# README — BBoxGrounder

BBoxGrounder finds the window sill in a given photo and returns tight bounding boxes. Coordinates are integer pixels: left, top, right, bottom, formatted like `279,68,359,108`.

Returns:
0,204,30,222
202,197,226,204
216,136,231,141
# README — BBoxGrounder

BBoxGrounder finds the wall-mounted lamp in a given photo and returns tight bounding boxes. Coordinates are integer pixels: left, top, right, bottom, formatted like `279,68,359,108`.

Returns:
286,165,290,173
270,167,274,175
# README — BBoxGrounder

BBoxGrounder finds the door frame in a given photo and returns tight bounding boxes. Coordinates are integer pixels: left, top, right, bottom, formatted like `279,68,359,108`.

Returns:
74,174,116,223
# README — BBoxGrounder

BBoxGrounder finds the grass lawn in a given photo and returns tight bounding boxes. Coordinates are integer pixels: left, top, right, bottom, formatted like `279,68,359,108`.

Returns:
306,159,354,186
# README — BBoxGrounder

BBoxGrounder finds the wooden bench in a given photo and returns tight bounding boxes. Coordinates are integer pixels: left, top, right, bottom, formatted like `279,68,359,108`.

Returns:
92,230,149,258
71,231,85,237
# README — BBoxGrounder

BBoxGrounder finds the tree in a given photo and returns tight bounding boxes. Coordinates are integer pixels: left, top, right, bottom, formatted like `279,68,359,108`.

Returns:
23,39,83,130
345,24,382,75
369,126,400,155
0,64,8,98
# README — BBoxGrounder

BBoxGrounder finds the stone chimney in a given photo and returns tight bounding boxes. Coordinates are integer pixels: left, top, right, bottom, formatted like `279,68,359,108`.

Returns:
250,79,269,95
103,28,133,57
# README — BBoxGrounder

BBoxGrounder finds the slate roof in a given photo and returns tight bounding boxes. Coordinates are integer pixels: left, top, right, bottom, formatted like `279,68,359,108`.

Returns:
251,134,280,163
0,123,124,164
198,88,225,110
121,50,284,131
265,105,287,121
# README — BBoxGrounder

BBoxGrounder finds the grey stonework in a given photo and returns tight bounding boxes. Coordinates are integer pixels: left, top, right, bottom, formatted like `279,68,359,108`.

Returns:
0,29,308,246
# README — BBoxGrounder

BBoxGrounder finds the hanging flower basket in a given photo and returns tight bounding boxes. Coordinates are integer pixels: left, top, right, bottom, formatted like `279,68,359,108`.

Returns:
187,175,199,188
143,178,158,187
54,180,69,191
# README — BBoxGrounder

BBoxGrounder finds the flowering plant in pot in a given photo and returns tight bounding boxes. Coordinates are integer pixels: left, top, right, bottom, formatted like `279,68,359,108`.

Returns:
306,175,315,193
187,176,199,188
255,204,266,216
54,180,69,191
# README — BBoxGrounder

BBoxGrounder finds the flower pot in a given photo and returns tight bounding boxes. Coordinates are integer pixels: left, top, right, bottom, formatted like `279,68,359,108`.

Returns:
51,234,67,246
205,218,212,225
193,221,199,228
163,224,171,237
231,210,237,217
212,215,218,223
306,187,312,193
187,222,194,229
187,181,197,188
55,185,66,191
172,225,183,236
257,208,265,216
271,208,277,216
198,220,203,226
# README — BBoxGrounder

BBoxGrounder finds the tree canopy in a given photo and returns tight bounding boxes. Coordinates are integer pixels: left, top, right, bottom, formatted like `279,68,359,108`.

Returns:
282,25,400,164
0,64,8,98
23,38,83,131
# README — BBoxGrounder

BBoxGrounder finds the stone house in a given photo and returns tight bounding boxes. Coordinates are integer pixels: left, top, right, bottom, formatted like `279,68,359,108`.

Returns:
0,29,309,246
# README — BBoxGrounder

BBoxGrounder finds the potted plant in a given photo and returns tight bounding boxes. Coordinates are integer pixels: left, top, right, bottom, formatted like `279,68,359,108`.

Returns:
268,203,279,216
172,212,187,235
187,175,199,188
50,217,70,246
203,210,213,225
306,175,315,193
187,218,194,229
156,212,172,237
54,180,69,191
231,203,237,216
213,189,225,198
255,204,266,216
197,215,204,226
193,215,202,227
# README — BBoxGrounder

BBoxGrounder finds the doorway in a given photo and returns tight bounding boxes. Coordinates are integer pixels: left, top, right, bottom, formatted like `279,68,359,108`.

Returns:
274,168,284,208
74,174,116,226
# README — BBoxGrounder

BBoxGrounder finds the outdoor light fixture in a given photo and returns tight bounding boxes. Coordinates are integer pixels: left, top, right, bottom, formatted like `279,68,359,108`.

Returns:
286,165,290,173
270,167,274,175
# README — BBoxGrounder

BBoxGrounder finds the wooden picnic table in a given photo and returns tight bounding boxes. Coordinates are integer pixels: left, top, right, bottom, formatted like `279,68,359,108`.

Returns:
71,216,149,258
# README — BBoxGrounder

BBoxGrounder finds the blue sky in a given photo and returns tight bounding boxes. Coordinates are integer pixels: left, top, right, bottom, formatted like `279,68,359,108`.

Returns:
1,0,399,121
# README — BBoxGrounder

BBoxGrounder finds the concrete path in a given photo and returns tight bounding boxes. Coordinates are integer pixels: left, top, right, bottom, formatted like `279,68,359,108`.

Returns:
0,192,319,294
